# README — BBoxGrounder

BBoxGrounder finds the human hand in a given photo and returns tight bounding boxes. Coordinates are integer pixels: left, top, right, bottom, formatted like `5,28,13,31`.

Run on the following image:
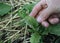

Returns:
41,13,60,27
29,0,60,27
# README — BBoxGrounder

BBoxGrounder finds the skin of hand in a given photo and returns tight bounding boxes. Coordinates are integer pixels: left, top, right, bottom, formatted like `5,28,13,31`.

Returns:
29,0,60,27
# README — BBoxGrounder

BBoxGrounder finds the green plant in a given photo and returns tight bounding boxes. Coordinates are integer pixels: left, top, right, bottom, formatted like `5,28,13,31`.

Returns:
0,3,11,16
18,3,60,43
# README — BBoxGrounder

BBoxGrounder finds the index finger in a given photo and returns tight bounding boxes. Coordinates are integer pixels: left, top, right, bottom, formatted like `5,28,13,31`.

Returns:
29,0,46,17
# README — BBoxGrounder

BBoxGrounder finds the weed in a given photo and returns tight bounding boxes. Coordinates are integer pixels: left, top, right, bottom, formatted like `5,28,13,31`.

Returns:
18,3,60,43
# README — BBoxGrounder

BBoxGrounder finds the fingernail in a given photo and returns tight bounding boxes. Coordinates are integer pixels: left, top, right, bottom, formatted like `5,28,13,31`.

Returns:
37,17,42,23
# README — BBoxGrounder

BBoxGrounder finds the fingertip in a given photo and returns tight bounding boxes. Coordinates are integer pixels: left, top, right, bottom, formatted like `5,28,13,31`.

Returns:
37,17,43,23
41,21,49,27
49,18,59,24
29,13,34,17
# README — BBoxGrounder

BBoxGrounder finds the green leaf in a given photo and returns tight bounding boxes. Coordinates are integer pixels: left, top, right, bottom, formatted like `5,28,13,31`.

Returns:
25,16,39,31
28,29,34,33
0,3,11,16
18,3,36,18
39,38,44,43
38,25,46,34
18,9,27,18
22,3,36,13
30,32,41,43
19,19,26,27
48,23,60,36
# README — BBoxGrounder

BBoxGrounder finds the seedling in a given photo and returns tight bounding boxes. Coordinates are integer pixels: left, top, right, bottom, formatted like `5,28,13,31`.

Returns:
18,2,60,43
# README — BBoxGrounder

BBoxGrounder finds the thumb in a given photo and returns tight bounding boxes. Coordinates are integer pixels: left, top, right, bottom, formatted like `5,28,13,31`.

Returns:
36,7,54,23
